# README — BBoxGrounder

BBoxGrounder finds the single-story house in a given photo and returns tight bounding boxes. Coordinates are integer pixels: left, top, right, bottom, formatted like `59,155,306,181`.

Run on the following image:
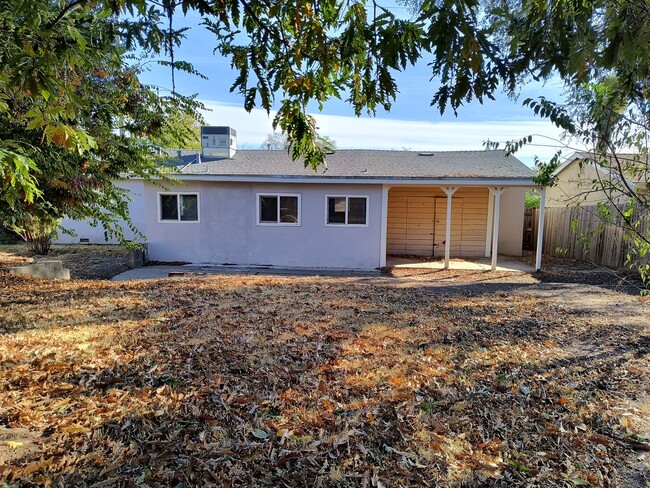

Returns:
547,151,649,208
58,127,547,270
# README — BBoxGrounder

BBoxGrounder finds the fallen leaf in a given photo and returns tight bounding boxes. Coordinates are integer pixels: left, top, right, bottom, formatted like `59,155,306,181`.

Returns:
62,425,91,434
1,441,23,448
252,429,268,439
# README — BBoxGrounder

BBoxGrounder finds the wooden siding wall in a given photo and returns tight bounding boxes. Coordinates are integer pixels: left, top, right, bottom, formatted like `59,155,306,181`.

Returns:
536,205,650,269
387,187,489,257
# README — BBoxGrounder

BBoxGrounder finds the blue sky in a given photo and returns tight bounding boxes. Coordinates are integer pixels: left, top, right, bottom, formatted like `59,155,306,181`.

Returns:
137,5,574,166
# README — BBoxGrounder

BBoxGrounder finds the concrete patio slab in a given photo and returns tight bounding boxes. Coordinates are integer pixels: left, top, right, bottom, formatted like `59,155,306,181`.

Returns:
386,256,534,273
111,257,533,281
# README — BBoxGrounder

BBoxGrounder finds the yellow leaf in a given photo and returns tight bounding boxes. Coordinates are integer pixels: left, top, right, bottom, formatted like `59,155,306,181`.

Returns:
330,468,343,481
51,398,71,410
451,401,469,412
62,425,91,434
50,126,69,147
1,441,23,449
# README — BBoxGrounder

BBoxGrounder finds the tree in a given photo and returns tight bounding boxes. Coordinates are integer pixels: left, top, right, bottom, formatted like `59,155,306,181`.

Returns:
261,132,337,151
2,0,650,253
150,106,203,150
0,1,203,252
0,62,195,252
522,78,650,287
261,132,289,150
524,190,540,209
318,135,337,152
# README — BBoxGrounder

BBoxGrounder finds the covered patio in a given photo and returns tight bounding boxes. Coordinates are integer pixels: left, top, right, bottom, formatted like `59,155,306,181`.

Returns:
379,184,546,271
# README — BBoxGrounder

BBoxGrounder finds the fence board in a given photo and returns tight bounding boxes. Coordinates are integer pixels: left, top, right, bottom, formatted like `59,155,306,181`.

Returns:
534,205,649,269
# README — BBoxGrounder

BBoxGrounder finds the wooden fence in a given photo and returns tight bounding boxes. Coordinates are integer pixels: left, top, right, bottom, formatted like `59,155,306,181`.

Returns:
533,205,650,269
523,208,537,251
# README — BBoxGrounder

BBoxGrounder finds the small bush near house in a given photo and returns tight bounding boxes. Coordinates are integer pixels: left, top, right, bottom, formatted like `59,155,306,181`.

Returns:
0,227,20,245
525,189,541,209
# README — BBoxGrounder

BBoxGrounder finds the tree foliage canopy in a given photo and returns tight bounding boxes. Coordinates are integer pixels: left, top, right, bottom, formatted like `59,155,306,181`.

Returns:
0,0,203,245
540,76,649,285
1,0,649,248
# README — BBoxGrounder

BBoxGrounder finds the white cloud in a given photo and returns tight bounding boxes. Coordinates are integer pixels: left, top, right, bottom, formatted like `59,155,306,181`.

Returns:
200,100,578,166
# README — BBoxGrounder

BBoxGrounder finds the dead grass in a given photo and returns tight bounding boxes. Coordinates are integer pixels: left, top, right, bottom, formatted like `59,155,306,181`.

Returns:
0,271,648,486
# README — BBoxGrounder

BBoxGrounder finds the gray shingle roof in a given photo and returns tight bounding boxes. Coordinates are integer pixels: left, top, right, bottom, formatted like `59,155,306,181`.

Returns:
161,150,202,166
175,149,535,180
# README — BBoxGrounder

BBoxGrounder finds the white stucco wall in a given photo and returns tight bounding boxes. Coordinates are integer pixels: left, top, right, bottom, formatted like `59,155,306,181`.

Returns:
56,179,527,267
143,181,384,269
497,187,526,256
56,180,146,244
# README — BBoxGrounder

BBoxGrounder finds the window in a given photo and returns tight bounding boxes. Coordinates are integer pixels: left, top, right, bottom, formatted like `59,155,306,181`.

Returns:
326,196,368,226
159,193,199,222
257,194,300,225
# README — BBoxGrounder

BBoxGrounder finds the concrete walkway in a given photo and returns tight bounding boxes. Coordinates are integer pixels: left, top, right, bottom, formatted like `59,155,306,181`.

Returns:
111,264,382,281
111,256,533,282
386,256,534,272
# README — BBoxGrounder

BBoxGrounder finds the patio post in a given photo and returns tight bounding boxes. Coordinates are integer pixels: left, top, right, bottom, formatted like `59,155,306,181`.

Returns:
489,187,506,270
485,190,494,258
535,187,546,271
442,187,458,269
380,185,390,267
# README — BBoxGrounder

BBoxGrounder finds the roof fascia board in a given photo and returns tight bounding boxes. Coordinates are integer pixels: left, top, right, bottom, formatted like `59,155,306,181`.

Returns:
553,151,587,176
129,174,538,187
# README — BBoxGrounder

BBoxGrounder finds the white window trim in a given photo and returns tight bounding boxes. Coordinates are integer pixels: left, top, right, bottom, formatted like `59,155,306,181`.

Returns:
158,192,201,223
256,193,302,226
325,195,369,227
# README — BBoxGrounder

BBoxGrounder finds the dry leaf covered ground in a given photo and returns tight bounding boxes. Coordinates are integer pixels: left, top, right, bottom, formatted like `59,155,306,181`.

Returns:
0,258,649,486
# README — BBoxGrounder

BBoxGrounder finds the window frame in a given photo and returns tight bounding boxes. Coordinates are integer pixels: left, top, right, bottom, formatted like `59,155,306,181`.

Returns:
325,195,369,227
256,193,302,226
157,192,201,223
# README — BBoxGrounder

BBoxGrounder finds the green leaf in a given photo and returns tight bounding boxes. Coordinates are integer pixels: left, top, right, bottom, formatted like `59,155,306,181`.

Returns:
508,461,532,473
251,429,268,439
569,478,590,486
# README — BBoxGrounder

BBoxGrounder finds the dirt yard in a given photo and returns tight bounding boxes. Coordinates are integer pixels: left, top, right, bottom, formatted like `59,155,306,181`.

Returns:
0,253,648,487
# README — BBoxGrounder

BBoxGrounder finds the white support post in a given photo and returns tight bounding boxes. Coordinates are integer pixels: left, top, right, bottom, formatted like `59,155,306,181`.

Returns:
485,190,494,258
535,187,546,272
489,187,505,271
442,187,458,269
379,185,390,268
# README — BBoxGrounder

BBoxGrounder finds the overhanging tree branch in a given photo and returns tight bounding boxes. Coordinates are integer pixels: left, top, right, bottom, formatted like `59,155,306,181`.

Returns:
45,0,88,29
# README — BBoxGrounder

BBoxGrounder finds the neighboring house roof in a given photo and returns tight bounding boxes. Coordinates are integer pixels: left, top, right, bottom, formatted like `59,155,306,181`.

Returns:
555,151,646,183
163,149,535,180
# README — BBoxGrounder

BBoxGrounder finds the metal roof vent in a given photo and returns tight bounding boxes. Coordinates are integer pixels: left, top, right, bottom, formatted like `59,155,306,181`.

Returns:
418,152,434,156
201,126,237,159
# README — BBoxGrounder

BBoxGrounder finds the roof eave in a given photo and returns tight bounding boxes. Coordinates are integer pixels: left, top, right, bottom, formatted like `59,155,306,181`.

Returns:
135,173,538,186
